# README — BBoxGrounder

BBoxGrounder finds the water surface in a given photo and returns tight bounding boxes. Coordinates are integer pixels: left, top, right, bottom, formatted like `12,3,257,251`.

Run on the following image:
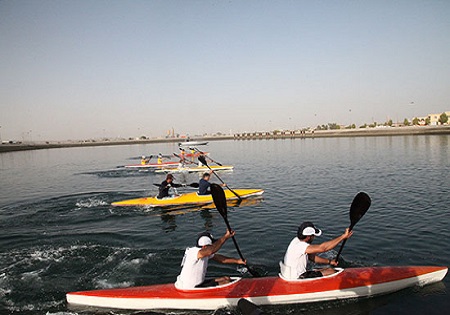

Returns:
0,136,449,314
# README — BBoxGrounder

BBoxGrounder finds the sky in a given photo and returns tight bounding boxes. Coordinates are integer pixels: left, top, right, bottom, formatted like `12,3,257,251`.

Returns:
1,0,449,141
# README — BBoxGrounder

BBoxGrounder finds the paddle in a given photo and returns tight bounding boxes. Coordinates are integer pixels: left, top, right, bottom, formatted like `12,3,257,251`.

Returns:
334,192,371,262
173,153,196,165
211,183,260,277
192,148,223,166
153,183,199,188
237,298,264,315
198,155,242,201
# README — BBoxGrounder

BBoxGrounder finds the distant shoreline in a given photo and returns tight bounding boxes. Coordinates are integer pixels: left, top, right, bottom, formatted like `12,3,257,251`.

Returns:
1,125,449,154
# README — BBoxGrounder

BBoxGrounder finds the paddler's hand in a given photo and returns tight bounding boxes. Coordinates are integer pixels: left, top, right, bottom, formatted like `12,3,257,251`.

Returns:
342,228,353,239
224,229,235,239
237,259,247,265
329,259,339,266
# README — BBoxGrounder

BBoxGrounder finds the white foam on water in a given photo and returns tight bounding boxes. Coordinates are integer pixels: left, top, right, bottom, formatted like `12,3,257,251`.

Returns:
95,278,134,289
75,197,109,208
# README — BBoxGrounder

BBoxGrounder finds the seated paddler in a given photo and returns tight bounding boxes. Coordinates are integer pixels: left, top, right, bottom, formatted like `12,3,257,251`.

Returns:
175,230,246,289
280,221,352,279
157,174,184,199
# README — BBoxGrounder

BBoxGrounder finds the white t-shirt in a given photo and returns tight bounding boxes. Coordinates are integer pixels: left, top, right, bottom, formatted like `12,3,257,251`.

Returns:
282,237,309,279
175,247,214,289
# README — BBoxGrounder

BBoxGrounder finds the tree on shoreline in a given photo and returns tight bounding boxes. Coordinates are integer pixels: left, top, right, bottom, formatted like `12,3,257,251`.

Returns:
439,112,448,125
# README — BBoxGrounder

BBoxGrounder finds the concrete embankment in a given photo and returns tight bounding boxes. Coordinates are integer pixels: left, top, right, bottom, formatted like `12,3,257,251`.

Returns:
1,126,449,153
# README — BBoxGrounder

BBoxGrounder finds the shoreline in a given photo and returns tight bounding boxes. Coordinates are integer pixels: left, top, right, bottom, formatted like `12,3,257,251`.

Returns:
1,125,449,154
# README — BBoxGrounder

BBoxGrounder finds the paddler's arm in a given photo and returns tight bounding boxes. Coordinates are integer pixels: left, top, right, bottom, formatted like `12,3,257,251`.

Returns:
212,254,246,265
197,230,235,259
305,228,353,255
308,254,339,266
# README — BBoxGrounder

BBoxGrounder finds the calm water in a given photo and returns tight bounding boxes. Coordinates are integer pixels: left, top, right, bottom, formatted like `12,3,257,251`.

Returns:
0,136,449,315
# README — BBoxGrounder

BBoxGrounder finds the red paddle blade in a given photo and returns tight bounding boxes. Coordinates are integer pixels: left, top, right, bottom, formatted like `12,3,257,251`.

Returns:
349,192,371,230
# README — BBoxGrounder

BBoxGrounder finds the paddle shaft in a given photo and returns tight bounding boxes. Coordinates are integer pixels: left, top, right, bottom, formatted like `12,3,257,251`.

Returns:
223,217,247,263
334,233,349,262
193,148,223,166
173,153,196,165
198,156,241,201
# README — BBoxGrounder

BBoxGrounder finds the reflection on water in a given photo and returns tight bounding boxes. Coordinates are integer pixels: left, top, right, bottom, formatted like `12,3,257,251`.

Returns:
158,197,264,232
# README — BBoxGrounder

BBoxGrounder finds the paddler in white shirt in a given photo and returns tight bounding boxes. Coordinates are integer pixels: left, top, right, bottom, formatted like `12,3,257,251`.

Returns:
280,221,352,280
175,230,246,289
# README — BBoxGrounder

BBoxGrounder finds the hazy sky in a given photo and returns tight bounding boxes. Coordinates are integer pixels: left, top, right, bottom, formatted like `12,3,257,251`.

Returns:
1,0,449,141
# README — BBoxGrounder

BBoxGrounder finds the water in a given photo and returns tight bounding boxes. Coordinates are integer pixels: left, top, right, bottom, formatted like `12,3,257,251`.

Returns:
0,136,449,315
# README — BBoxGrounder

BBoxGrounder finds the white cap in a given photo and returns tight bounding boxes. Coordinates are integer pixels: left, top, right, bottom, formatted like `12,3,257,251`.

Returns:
302,226,322,236
197,236,213,246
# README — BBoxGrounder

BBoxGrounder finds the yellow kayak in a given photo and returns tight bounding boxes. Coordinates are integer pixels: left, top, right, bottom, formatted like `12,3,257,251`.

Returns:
111,189,264,207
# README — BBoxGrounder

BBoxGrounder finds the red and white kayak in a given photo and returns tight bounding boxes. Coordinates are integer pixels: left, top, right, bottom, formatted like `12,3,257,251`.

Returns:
66,266,447,311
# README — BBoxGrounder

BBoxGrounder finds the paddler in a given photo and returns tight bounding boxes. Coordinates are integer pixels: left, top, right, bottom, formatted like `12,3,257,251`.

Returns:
140,155,148,165
198,172,226,195
157,153,163,164
280,222,353,279
175,230,246,289
157,174,184,199
179,148,186,163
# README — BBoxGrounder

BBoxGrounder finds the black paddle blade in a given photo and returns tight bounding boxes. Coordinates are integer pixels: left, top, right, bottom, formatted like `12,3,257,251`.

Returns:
211,183,227,218
198,155,208,166
237,298,264,315
349,192,371,230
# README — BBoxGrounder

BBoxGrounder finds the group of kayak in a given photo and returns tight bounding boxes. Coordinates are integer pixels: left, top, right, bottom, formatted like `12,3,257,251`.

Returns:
121,149,235,175
67,147,448,312
113,148,262,208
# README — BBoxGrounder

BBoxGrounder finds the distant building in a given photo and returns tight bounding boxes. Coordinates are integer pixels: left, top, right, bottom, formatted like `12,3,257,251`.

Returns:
428,111,450,125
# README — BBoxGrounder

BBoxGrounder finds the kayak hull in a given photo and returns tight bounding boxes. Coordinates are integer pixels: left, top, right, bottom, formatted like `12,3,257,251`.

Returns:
111,188,264,207
123,162,179,169
179,141,208,146
155,165,234,174
66,266,447,311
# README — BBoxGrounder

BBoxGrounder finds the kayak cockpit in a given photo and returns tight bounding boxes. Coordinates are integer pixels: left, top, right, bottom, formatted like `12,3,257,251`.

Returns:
278,262,344,282
175,277,242,291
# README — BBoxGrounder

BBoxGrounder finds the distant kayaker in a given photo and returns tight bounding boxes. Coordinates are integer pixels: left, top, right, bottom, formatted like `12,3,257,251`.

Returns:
157,174,184,199
179,148,186,163
140,155,148,165
280,221,353,280
198,172,213,195
198,172,225,195
175,230,246,289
